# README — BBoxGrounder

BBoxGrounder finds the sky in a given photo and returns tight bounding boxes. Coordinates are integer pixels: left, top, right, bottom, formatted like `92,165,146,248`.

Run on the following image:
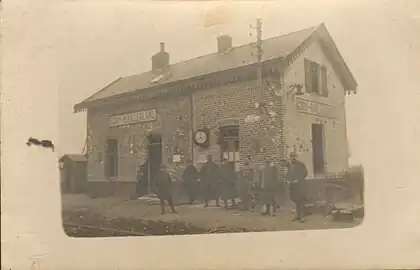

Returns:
6,0,418,165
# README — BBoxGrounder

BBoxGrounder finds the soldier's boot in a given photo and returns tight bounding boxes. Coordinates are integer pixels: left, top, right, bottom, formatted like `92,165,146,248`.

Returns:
271,203,276,216
168,198,177,213
160,199,165,215
216,197,221,207
204,200,209,207
223,199,229,209
261,204,270,215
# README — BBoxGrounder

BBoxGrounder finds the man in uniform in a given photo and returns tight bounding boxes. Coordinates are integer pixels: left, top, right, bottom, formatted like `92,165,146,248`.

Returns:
260,159,279,216
220,158,238,209
285,151,308,222
136,160,149,197
238,161,254,211
199,155,221,207
182,159,199,204
153,164,177,215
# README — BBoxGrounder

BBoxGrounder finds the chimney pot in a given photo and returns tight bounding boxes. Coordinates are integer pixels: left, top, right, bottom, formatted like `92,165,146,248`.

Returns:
217,35,232,53
152,42,169,72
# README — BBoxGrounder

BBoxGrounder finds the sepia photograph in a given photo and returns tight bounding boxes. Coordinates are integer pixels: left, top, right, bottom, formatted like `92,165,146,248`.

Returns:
57,3,364,237
2,0,420,269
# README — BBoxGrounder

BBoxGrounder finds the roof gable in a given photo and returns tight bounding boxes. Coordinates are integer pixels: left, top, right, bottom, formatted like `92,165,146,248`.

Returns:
313,23,357,92
75,23,357,110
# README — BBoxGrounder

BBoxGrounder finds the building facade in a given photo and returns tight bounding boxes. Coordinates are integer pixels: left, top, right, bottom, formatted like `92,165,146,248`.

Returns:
74,23,357,196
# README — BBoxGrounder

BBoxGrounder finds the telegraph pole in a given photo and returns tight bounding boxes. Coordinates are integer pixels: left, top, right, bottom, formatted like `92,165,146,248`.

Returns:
255,18,264,103
251,18,265,154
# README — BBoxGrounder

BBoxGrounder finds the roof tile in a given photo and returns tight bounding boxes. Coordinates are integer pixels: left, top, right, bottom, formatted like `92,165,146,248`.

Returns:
81,26,317,104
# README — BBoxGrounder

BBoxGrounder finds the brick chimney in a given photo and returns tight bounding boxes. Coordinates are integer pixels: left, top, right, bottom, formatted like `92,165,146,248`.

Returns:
217,35,232,53
151,42,170,71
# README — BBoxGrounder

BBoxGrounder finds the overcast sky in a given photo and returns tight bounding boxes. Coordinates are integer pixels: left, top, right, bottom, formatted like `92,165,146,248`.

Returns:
4,0,419,166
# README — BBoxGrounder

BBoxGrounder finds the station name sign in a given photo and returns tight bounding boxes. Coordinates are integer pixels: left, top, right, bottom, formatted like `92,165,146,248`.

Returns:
109,109,157,127
296,98,336,119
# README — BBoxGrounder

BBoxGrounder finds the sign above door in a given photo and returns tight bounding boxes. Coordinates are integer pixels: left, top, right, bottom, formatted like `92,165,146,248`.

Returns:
295,98,336,119
109,109,157,127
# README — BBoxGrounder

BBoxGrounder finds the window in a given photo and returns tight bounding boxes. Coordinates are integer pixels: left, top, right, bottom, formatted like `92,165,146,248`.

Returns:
105,138,118,178
219,125,240,171
304,59,329,97
320,65,329,97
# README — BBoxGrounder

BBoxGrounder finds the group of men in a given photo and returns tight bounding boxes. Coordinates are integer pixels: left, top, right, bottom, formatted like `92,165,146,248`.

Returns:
137,151,309,222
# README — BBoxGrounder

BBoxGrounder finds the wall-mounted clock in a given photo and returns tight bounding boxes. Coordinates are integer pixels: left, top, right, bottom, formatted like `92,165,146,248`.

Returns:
194,128,210,148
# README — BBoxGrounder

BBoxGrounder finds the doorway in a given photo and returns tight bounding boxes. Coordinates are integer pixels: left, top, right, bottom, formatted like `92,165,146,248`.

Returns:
311,123,325,175
147,133,162,192
105,138,119,178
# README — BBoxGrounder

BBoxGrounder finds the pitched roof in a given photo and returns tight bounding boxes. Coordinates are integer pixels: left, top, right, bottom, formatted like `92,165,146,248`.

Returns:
60,154,87,162
75,23,357,110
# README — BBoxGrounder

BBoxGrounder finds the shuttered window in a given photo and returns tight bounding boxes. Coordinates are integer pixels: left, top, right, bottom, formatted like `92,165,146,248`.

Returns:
321,65,329,97
305,59,328,97
311,61,320,94
304,59,313,93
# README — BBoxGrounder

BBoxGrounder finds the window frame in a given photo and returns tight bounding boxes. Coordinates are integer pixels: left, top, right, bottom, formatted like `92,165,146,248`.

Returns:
304,59,329,97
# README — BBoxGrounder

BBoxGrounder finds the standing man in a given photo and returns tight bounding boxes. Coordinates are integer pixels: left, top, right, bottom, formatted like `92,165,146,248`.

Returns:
136,160,148,197
153,164,177,215
220,158,238,209
238,161,254,211
260,159,279,216
182,159,199,204
285,151,308,222
199,155,221,207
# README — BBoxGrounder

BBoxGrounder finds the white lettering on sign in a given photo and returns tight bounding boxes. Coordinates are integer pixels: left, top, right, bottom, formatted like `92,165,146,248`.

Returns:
109,109,157,127
296,98,336,119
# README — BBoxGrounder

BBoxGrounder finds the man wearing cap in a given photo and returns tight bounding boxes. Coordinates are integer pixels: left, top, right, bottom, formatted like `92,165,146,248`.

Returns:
136,159,149,197
199,155,221,207
238,160,254,211
153,164,177,214
260,159,279,216
182,159,199,204
220,158,238,209
286,151,308,222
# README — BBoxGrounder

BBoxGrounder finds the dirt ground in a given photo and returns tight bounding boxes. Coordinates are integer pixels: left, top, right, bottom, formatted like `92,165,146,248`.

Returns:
61,194,362,235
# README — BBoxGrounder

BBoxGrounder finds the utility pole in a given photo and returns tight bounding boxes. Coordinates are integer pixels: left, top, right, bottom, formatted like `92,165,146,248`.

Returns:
251,18,265,153
255,18,264,104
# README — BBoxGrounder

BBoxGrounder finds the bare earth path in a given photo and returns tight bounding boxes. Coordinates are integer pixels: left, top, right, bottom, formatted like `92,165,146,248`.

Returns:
61,194,362,236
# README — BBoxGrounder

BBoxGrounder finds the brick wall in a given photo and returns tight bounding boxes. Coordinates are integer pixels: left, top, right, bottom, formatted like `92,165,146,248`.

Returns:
193,79,286,170
86,95,192,182
84,40,351,195
283,40,349,177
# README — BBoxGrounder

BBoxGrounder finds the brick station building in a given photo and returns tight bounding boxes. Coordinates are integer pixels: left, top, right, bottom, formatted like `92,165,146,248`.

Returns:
74,23,357,198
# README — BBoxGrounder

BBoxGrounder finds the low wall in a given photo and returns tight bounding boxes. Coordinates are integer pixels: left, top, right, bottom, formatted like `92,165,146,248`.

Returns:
85,181,137,199
82,166,364,204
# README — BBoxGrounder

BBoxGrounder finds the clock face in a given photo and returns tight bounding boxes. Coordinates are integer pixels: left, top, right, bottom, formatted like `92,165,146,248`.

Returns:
195,131,208,144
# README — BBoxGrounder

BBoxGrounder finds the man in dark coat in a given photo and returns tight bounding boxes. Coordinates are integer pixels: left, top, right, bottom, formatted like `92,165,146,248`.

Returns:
285,151,308,222
136,160,149,197
260,159,279,216
153,164,177,215
238,161,254,211
199,155,221,207
220,159,238,209
182,159,199,204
